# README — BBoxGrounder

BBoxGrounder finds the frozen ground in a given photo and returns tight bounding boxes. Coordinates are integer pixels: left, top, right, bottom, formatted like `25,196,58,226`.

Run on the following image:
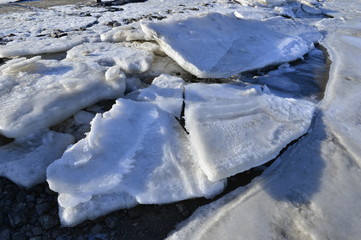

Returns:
0,0,360,239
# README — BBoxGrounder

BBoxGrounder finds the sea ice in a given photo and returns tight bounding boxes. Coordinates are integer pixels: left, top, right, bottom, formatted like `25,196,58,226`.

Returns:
0,36,85,58
0,57,126,138
66,42,154,74
0,130,74,188
141,12,321,78
137,74,185,117
185,83,315,181
47,97,225,226
168,1,361,239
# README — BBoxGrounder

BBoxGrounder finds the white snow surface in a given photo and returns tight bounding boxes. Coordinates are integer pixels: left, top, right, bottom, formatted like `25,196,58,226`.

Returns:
185,83,315,181
47,98,225,226
66,42,154,74
0,57,125,138
1,0,360,236
168,0,361,239
0,130,74,188
141,12,321,78
0,36,85,58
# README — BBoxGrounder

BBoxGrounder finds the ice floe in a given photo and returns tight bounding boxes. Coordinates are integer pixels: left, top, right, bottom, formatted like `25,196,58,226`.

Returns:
141,12,321,78
168,0,361,239
0,57,125,138
0,130,74,188
47,98,225,226
185,83,315,181
66,42,154,74
0,36,86,58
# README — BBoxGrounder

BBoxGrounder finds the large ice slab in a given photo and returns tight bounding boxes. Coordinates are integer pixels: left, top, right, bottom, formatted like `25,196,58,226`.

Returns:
141,12,321,78
47,98,224,226
185,83,315,181
0,36,85,58
66,42,154,74
0,131,74,188
0,57,126,138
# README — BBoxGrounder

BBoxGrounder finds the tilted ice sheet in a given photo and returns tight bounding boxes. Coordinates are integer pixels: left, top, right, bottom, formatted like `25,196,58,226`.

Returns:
66,42,154,74
141,12,321,78
185,83,315,181
0,57,126,138
168,116,361,240
0,130,74,188
0,36,86,58
47,98,224,226
137,74,184,117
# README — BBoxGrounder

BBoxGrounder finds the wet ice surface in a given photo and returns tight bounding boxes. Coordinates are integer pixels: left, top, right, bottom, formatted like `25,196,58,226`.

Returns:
1,0,360,239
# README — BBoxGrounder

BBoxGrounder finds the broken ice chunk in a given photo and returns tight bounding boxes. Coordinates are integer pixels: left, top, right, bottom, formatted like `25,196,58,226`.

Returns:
47,99,225,226
0,58,126,138
0,36,86,58
141,12,320,78
185,83,315,182
47,99,158,202
137,74,185,117
100,24,151,42
66,42,153,74
0,130,74,188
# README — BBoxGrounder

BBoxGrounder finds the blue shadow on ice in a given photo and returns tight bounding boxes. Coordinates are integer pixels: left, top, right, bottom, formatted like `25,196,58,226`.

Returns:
262,110,326,204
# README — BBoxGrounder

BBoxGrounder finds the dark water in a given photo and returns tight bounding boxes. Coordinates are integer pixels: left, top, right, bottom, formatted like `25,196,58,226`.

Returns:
240,45,330,101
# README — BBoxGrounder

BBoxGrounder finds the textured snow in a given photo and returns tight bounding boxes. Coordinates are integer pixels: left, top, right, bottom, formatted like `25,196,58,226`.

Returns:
168,0,361,239
0,57,126,138
0,10,97,40
66,42,153,74
0,130,74,188
185,83,315,181
0,36,85,58
1,0,359,235
48,98,225,226
141,12,320,78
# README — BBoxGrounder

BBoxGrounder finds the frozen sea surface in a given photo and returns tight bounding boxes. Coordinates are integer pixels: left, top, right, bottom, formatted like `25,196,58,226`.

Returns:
1,0,360,239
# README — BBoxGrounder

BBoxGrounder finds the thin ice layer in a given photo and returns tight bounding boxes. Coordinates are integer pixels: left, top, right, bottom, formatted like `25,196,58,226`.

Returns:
141,12,320,78
185,83,315,181
48,98,224,227
0,36,85,58
0,130,74,188
0,57,126,138
66,42,153,74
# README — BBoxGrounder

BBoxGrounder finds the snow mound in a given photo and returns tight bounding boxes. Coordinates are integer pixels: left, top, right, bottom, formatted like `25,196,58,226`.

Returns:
0,57,126,138
141,12,321,78
185,83,315,181
0,36,85,58
0,131,74,188
66,42,154,74
47,98,224,226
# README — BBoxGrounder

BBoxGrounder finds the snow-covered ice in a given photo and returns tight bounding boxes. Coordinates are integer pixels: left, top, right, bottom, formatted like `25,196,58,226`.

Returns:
47,98,225,226
0,130,74,188
0,36,85,58
168,0,361,239
137,74,185,117
1,0,360,236
66,42,154,74
141,12,321,78
0,57,125,138
185,83,315,181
